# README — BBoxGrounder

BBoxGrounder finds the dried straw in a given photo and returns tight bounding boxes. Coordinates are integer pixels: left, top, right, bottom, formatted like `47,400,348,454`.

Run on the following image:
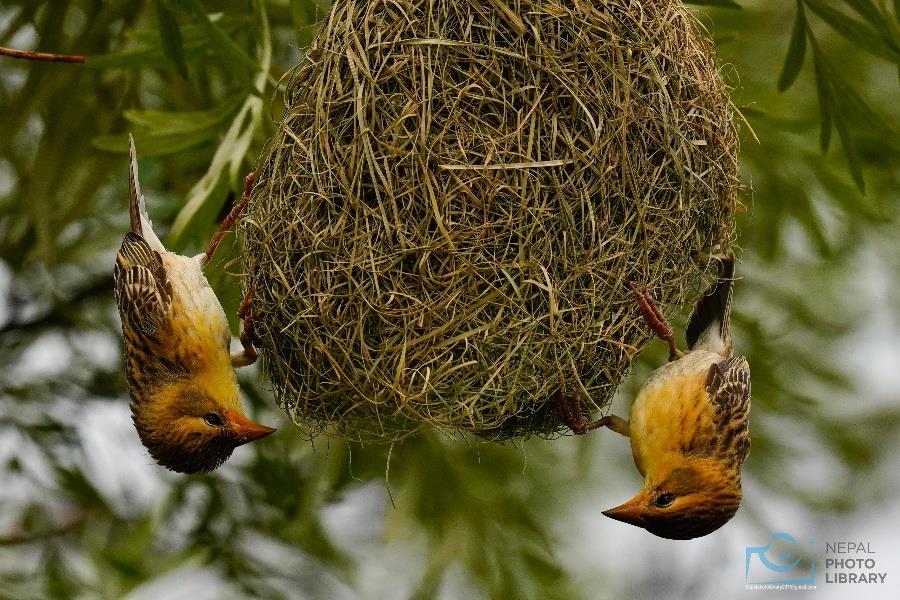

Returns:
241,0,741,442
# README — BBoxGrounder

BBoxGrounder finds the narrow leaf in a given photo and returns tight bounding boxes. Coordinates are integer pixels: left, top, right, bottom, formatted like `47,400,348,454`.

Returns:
124,18,244,46
91,98,243,156
122,97,243,134
779,2,807,91
85,20,242,69
789,182,832,257
155,0,189,79
842,0,885,28
812,52,833,153
168,0,272,248
92,130,218,156
180,0,259,73
806,153,881,220
842,0,900,54
827,63,900,137
805,0,900,63
816,47,867,191
834,110,865,192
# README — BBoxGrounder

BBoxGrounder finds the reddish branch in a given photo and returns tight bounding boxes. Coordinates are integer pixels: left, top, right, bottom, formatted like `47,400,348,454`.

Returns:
205,172,257,262
0,46,85,63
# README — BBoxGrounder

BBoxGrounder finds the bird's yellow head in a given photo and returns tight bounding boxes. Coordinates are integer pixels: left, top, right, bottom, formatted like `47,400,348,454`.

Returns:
603,461,741,540
131,385,275,474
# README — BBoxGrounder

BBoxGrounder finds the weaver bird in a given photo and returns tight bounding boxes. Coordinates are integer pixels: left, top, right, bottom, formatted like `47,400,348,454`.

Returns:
114,135,274,474
556,256,750,539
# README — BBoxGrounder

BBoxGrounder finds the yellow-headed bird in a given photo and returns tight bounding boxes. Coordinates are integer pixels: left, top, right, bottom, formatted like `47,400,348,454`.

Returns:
114,136,274,474
556,255,750,539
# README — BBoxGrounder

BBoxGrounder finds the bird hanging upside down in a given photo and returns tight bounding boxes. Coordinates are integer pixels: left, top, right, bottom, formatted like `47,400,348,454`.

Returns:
114,135,274,474
556,255,750,539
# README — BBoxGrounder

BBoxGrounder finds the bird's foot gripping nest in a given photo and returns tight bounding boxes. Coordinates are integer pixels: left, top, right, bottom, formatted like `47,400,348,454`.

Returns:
627,281,684,362
232,288,260,368
554,391,629,437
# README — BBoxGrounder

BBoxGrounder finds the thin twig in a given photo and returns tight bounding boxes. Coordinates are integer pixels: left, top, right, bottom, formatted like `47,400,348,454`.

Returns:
0,46,86,63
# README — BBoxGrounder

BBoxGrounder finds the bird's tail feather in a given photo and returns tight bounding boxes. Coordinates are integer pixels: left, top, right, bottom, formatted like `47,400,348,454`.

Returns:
685,253,735,356
128,134,165,252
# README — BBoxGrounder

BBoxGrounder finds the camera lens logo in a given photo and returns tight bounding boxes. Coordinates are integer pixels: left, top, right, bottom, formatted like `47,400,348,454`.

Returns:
745,532,816,587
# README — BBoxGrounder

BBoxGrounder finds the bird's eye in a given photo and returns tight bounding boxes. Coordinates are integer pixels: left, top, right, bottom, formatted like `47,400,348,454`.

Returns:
654,493,675,508
203,412,224,427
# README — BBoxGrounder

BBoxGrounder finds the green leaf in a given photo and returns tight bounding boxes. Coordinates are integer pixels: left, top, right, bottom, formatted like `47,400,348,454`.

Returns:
91,97,243,156
686,0,742,8
86,20,243,69
812,52,833,153
155,0,189,79
842,0,900,52
779,2,807,91
124,97,242,132
179,0,260,73
167,0,272,248
123,17,244,46
805,152,882,219
843,0,885,28
833,104,865,192
825,59,900,139
93,131,216,156
805,0,900,63
86,47,174,69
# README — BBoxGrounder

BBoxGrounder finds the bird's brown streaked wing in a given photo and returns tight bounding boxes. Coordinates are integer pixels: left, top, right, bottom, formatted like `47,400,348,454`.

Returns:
114,232,172,337
686,254,735,356
706,356,751,462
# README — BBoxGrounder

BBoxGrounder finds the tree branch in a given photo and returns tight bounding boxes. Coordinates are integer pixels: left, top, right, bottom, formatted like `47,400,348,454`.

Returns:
0,46,85,63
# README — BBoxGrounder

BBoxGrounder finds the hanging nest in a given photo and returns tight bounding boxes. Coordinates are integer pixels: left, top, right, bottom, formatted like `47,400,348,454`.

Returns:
241,0,741,442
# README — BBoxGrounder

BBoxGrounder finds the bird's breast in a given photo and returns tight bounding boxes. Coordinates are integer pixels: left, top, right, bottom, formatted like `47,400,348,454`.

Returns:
161,253,232,372
629,351,721,476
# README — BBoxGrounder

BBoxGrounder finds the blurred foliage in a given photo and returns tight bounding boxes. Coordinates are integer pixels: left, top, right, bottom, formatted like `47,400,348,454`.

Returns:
0,0,898,599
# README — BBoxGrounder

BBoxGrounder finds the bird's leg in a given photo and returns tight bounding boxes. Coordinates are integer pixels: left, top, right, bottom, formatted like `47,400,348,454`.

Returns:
554,390,630,436
231,288,259,368
205,172,257,263
627,281,683,361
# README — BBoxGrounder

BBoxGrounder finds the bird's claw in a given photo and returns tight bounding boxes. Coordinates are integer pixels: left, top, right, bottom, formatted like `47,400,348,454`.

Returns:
554,390,592,435
626,280,683,361
232,287,260,368
554,390,629,436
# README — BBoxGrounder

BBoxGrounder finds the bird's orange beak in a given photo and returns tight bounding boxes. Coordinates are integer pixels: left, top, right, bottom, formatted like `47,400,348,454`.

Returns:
602,494,647,528
226,410,276,446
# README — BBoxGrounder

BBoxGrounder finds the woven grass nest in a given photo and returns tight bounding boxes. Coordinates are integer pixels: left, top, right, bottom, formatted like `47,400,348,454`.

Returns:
241,0,741,442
